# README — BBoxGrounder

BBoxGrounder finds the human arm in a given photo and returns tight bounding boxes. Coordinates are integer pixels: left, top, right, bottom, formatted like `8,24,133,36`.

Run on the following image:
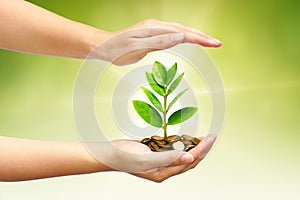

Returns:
0,136,113,181
0,0,106,59
0,0,222,65
0,135,216,182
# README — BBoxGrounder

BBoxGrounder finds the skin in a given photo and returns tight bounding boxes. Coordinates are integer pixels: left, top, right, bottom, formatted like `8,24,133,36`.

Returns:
0,135,216,182
0,0,221,182
0,0,222,65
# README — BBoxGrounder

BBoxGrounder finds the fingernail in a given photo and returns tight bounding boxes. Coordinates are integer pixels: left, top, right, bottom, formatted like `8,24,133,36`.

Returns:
172,33,184,42
207,134,217,143
180,152,194,164
213,38,222,46
208,134,217,141
203,134,217,144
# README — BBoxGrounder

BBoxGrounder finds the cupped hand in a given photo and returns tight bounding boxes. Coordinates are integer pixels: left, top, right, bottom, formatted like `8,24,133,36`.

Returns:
95,139,194,173
130,134,217,183
100,134,217,183
90,19,222,65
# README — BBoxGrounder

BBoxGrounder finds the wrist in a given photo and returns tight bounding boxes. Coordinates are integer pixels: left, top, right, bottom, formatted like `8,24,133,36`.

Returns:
87,28,111,58
74,23,111,59
81,143,116,172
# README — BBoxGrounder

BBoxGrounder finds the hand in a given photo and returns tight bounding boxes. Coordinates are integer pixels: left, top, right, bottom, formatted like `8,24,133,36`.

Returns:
90,139,194,173
97,134,217,183
131,135,217,183
0,134,216,182
0,3,222,63
90,19,222,65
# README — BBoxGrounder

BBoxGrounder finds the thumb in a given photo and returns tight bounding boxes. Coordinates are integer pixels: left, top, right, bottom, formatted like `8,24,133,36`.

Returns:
189,134,217,160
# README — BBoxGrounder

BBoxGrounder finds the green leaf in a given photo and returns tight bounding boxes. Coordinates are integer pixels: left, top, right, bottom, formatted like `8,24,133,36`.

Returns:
167,73,184,95
132,100,163,128
145,72,164,96
152,61,167,87
167,88,189,112
167,63,177,85
167,107,198,125
141,87,163,112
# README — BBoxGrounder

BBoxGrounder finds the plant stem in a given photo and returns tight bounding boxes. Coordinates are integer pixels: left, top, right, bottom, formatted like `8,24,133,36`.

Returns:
163,87,167,139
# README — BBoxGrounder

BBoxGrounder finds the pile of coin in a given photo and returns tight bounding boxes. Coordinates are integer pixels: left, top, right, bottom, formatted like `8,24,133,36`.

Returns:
140,135,200,152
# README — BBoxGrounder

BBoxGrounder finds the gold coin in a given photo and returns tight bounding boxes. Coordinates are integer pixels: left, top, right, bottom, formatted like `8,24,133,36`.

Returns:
181,134,193,141
148,141,159,151
151,135,165,141
166,135,181,143
156,148,168,152
155,140,167,147
140,138,151,144
192,137,200,145
182,138,192,145
184,144,195,152
185,144,195,149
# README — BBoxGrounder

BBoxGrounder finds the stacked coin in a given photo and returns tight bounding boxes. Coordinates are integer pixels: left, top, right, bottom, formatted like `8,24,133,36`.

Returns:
140,134,200,152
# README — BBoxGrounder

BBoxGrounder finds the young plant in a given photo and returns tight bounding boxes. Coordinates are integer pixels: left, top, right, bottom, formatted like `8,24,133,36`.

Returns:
132,61,198,140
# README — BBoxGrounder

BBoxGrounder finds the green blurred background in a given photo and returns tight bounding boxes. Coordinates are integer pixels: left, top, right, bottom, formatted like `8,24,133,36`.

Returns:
0,0,299,199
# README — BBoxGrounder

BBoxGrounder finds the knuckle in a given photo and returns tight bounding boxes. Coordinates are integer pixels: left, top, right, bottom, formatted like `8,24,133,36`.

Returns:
190,165,196,170
169,22,184,29
140,18,158,26
152,37,167,48
153,176,165,183
152,170,169,183
142,28,151,36
143,28,157,37
198,154,206,160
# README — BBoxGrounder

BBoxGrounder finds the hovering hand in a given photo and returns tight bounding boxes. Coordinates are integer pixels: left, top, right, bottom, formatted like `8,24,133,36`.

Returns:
90,19,222,65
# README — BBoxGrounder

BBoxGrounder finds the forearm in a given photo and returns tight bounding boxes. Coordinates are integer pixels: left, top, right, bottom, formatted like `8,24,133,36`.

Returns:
0,0,108,58
0,136,114,182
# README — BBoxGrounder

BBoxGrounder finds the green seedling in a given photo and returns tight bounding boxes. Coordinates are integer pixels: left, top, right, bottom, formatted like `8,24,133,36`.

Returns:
132,61,198,140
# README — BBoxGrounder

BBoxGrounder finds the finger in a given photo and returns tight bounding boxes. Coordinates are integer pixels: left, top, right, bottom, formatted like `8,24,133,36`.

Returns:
161,21,215,40
152,137,208,168
157,21,222,45
184,32,222,47
188,134,217,159
166,152,194,167
175,135,218,174
127,28,177,38
156,164,190,181
130,164,187,183
181,157,202,173
160,135,217,172
133,32,184,50
198,134,217,159
141,150,191,171
144,156,201,182
166,137,206,167
157,135,216,168
132,159,199,183
155,158,203,181
137,20,222,47
136,19,213,39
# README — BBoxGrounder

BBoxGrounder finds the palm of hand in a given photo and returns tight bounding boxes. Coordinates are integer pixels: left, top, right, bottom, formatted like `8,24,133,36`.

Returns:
111,139,152,154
